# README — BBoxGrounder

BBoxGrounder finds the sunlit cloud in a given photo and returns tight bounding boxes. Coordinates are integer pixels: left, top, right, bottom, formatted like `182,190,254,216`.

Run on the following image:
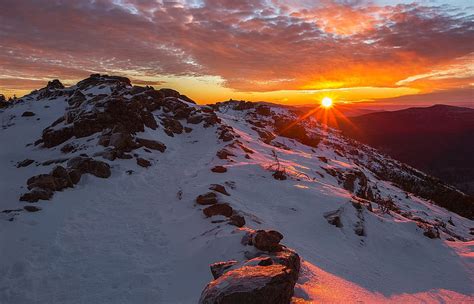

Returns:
0,0,472,105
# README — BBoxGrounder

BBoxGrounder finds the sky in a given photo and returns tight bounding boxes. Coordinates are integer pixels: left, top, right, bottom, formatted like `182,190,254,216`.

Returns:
0,0,473,107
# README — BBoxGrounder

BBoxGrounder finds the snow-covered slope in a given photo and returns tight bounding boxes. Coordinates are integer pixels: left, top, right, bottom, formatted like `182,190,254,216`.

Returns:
0,75,473,303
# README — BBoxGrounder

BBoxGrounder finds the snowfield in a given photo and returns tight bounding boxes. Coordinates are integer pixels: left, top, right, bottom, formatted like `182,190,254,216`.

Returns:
0,76,473,303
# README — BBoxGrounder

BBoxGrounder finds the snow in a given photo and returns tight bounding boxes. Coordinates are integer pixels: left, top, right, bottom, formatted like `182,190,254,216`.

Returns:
0,84,473,303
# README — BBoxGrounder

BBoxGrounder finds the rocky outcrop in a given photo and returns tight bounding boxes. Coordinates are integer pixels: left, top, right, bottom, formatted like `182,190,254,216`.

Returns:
199,229,300,304
20,158,110,202
199,264,296,304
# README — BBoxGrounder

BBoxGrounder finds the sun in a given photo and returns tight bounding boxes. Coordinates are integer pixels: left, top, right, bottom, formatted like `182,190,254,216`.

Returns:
321,97,333,108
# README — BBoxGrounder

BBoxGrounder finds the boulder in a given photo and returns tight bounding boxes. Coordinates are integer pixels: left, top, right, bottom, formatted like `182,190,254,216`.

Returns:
68,169,82,184
26,174,70,191
196,192,218,205
211,166,227,173
20,188,53,202
187,115,203,124
253,230,284,252
67,157,111,178
210,260,238,279
135,138,166,152
203,203,233,218
109,132,133,150
199,265,296,304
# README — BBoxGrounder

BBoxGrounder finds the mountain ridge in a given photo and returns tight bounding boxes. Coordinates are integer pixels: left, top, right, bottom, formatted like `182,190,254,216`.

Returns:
0,75,473,303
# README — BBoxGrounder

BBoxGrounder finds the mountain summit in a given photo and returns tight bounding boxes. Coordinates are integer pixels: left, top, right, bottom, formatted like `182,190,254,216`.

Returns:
0,75,473,303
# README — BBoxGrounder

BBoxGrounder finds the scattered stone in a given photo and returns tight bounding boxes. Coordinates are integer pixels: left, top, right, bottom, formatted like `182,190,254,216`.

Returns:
20,188,53,202
272,171,287,180
21,111,35,117
253,230,284,252
203,203,233,218
209,184,230,196
229,214,246,227
136,137,167,152
196,192,218,205
210,260,238,279
24,205,42,212
324,209,343,228
109,132,133,150
60,143,76,153
137,157,151,168
423,227,440,239
216,149,235,160
17,159,34,168
211,166,227,173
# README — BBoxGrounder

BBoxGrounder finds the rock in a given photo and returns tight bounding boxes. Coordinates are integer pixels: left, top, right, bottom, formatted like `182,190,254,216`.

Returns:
17,159,34,168
253,230,284,252
184,127,193,133
67,157,111,178
24,205,42,212
26,174,69,191
199,265,296,304
196,192,218,205
20,188,53,202
318,156,328,163
423,227,440,239
209,184,230,196
216,149,235,160
135,137,166,152
255,105,271,116
270,248,301,281
60,143,76,153
162,117,183,134
42,126,74,148
210,260,238,279
187,115,203,124
46,79,64,90
257,257,273,266
324,209,343,228
109,132,133,150
229,215,246,227
253,127,275,144
137,157,151,168
272,171,287,180
21,111,35,117
211,166,227,173
203,203,233,217
68,169,82,184
97,134,110,147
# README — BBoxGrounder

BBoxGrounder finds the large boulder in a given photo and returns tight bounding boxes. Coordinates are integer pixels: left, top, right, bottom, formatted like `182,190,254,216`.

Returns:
199,265,296,304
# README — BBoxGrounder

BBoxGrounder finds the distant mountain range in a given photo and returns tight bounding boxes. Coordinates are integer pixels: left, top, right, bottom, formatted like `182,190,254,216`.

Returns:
336,104,474,195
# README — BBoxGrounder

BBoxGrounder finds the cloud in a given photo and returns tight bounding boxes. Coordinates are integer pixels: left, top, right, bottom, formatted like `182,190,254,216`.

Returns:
0,0,473,100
